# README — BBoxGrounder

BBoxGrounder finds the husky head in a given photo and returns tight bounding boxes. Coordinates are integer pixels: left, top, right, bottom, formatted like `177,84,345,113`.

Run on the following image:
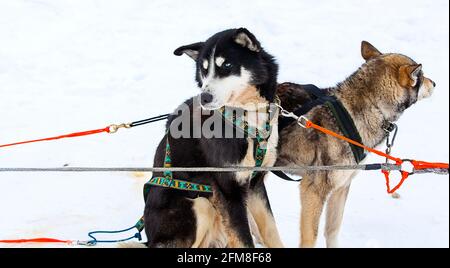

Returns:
174,28,278,110
359,41,436,118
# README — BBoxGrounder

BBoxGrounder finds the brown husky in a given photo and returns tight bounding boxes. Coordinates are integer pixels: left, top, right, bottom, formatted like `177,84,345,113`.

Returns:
276,41,436,248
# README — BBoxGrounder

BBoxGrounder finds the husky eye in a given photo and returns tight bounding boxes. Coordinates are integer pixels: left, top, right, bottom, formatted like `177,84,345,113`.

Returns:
223,62,233,69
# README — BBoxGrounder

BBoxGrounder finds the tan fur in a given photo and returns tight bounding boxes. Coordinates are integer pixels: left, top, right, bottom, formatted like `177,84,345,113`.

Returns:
233,86,278,184
325,183,351,248
236,139,256,184
419,77,435,99
277,41,435,247
299,177,326,248
399,64,420,88
247,191,284,247
247,209,264,245
228,86,267,106
228,85,282,247
206,85,282,248
225,230,246,248
191,195,255,248
263,118,279,166
191,197,227,248
191,175,283,248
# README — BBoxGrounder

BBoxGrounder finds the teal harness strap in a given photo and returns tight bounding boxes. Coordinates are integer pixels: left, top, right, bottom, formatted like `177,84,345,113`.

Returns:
220,104,276,178
143,134,213,201
137,105,276,237
146,177,213,193
135,216,145,232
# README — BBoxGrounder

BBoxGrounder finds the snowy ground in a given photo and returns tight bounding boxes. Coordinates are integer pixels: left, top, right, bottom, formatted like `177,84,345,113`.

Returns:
0,0,448,248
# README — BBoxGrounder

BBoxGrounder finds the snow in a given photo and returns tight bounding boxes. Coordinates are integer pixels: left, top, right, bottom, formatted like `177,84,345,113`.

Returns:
0,0,448,248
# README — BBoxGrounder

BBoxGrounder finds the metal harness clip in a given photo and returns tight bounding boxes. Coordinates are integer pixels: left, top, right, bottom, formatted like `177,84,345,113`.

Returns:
108,123,131,134
275,102,310,129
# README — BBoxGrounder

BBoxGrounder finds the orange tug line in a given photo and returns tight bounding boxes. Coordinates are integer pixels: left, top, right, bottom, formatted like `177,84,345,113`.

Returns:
0,127,111,148
0,238,73,244
304,120,449,194
0,120,448,246
0,127,114,245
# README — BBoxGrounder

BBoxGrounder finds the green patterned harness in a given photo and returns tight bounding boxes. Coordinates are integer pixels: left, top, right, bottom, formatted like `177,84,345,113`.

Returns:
220,105,275,178
143,104,277,200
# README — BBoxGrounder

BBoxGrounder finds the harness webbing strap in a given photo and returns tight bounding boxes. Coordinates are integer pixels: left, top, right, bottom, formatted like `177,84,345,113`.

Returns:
324,100,366,163
129,114,170,127
271,170,302,182
146,177,213,193
278,84,366,163
220,105,276,179
143,135,213,201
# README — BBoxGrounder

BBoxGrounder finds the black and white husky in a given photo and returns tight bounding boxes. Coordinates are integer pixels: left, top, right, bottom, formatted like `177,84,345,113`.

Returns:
143,28,284,248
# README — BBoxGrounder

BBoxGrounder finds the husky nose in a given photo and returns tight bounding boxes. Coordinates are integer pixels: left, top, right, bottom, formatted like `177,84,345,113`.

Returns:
432,81,436,87
200,92,214,105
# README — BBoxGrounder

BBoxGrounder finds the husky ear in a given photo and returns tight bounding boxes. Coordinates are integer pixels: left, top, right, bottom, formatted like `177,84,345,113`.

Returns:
399,64,422,87
361,41,382,61
409,64,422,80
233,28,261,52
174,42,204,61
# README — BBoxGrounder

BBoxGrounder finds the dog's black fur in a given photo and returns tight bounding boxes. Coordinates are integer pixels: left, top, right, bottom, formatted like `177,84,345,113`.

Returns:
144,28,279,248
174,28,278,103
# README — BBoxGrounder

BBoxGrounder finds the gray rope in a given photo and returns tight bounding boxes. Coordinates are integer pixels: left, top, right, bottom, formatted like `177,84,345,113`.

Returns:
413,168,449,175
0,164,403,173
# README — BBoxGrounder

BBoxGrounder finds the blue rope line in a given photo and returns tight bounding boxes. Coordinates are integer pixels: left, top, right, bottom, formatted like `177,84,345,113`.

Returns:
86,225,142,246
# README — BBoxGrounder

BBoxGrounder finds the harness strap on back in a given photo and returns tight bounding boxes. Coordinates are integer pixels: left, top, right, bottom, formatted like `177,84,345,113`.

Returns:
271,170,302,182
278,84,366,163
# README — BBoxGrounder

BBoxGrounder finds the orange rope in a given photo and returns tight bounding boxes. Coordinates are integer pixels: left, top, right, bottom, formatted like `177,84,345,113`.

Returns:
305,121,403,165
304,120,449,193
381,170,410,194
0,238,73,244
411,160,449,170
0,127,111,149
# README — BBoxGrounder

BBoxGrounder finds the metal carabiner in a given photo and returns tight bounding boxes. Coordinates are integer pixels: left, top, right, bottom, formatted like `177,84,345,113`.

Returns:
384,122,398,148
275,102,309,128
74,240,97,246
108,123,131,134
297,116,309,128
383,122,398,163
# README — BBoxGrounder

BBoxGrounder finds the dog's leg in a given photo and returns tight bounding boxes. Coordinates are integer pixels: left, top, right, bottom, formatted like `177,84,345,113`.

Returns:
247,208,263,245
248,175,284,248
145,189,197,248
223,199,254,248
213,182,254,248
324,184,351,248
191,197,215,248
248,194,284,248
300,176,328,248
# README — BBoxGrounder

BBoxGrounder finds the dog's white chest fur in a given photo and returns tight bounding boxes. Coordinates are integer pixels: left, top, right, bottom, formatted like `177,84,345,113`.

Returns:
236,119,279,185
